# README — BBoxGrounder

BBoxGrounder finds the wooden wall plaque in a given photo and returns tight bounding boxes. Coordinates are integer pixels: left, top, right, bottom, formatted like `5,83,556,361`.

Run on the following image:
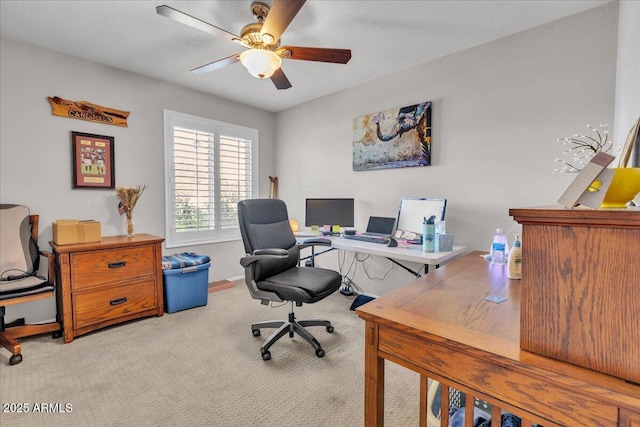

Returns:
47,96,130,127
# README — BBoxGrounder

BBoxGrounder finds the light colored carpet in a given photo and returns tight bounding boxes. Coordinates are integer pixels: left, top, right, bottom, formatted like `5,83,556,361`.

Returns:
0,282,419,426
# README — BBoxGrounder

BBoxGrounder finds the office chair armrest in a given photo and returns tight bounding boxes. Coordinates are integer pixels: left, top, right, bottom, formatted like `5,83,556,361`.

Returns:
40,250,53,259
39,250,55,284
253,248,288,257
240,248,289,268
298,238,331,250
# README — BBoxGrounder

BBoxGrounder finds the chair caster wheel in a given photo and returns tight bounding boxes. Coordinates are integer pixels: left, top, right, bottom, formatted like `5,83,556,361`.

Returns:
315,348,325,358
252,329,260,337
261,351,271,361
326,326,334,333
9,354,23,365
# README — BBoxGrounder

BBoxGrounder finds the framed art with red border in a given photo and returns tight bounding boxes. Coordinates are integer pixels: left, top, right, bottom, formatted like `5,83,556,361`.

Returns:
71,131,115,189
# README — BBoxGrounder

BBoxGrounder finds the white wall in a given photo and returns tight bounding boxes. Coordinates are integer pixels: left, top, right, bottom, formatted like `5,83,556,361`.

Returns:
0,37,275,321
275,3,619,295
613,0,640,168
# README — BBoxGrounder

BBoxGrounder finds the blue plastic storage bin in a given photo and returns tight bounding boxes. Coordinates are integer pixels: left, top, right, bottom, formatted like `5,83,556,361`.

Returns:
162,262,210,313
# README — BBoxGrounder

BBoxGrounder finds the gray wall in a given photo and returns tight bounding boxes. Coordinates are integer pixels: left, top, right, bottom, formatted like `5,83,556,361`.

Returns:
274,3,619,295
0,37,275,322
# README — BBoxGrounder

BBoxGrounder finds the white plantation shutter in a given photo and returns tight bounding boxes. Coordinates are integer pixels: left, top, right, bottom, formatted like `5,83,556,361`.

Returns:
219,135,253,230
164,110,257,247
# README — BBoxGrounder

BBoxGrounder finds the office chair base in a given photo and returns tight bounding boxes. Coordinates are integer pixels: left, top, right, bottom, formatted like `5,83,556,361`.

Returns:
252,311,334,360
0,331,23,365
0,322,61,366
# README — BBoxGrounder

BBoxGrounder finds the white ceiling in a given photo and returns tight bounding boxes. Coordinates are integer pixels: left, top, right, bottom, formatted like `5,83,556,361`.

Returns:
0,0,611,113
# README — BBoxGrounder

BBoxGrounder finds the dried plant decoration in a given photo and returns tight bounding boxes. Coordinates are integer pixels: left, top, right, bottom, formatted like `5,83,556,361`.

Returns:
116,184,146,236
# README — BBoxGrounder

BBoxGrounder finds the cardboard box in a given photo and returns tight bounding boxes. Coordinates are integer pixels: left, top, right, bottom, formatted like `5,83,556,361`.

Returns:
52,220,102,245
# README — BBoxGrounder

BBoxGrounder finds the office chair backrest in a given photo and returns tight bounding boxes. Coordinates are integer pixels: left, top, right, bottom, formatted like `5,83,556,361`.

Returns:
238,199,299,282
0,204,39,281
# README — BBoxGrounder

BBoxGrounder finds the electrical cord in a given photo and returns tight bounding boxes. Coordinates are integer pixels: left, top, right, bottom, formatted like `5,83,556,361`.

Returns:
338,249,358,279
360,254,395,281
336,250,395,298
338,250,362,298
0,268,43,282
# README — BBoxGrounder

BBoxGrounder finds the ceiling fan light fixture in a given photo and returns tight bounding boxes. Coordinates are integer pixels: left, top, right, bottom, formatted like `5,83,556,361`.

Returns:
261,33,274,45
239,49,282,79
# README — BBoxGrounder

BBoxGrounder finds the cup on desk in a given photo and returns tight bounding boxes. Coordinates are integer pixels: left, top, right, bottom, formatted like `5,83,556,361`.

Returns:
437,234,454,251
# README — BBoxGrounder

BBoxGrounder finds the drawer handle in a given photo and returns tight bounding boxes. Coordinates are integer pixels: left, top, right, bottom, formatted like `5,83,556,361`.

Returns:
108,261,126,268
110,297,127,306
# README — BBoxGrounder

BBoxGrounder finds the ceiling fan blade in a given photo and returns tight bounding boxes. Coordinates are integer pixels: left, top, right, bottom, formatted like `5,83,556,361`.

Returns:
280,46,352,64
191,54,240,74
271,68,292,90
261,0,306,44
156,5,239,41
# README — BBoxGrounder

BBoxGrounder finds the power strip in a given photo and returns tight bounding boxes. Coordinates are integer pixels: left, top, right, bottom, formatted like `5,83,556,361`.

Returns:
339,279,354,296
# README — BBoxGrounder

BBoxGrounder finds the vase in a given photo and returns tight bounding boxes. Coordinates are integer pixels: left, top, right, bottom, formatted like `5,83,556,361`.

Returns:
125,215,135,237
600,167,640,208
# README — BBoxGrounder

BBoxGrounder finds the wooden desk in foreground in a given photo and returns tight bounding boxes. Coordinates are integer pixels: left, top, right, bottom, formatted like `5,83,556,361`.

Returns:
356,252,640,427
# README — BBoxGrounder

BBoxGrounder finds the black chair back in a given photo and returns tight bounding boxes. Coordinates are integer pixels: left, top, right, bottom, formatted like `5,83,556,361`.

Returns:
238,199,299,282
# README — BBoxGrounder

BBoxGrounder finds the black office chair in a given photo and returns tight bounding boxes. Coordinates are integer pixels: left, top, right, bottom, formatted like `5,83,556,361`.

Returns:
0,204,61,365
238,198,342,360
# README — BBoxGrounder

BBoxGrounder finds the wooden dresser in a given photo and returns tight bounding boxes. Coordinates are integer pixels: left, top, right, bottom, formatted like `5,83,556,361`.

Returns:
50,234,165,343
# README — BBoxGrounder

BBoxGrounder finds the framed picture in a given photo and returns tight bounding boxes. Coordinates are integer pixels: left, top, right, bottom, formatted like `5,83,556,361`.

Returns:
353,101,432,171
619,115,640,167
71,131,115,189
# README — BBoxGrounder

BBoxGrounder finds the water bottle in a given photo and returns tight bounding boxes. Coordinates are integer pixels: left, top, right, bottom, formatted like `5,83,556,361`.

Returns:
490,228,509,265
422,215,436,252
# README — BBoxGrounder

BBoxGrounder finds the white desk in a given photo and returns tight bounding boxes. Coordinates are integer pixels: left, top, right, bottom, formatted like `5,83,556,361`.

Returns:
298,235,469,277
332,237,469,276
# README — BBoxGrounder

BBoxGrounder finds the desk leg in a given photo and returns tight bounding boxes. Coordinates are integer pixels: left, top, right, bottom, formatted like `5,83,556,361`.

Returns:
419,374,428,427
364,321,384,427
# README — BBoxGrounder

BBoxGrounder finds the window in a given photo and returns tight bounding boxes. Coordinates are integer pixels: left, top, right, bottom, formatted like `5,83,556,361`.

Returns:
163,110,257,247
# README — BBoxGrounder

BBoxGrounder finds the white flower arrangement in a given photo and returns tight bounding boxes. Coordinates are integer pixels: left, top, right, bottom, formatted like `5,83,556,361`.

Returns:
554,123,612,173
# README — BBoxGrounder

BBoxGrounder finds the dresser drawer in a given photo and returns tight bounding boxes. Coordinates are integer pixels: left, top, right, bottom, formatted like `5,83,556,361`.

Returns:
70,245,155,290
73,279,156,329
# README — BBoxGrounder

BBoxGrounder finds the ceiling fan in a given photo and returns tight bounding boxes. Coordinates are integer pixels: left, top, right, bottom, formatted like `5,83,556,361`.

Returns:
156,0,352,90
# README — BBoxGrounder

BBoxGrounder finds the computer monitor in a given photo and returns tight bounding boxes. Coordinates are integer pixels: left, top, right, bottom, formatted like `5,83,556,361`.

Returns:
305,198,355,227
395,198,447,236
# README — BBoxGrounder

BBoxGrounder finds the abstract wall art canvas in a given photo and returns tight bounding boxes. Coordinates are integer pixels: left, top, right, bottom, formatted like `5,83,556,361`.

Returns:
353,101,432,171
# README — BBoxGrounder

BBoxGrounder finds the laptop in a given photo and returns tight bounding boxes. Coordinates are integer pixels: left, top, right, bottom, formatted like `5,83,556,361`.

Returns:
362,216,396,237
